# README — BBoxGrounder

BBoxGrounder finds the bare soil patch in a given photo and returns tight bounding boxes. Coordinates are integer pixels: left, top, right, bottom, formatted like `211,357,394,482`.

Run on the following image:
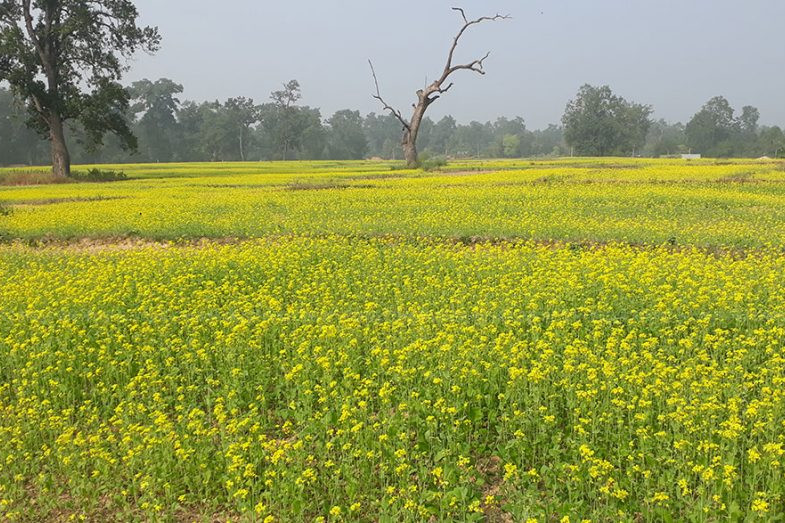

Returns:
437,169,497,177
3,196,127,207
284,182,375,191
0,233,766,262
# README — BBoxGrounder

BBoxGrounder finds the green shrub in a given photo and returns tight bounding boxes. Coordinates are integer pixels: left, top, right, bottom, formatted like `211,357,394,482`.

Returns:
419,153,448,172
69,168,127,182
0,204,9,216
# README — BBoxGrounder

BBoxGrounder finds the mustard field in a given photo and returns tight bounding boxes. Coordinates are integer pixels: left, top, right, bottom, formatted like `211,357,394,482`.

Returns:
1,158,785,246
1,158,785,521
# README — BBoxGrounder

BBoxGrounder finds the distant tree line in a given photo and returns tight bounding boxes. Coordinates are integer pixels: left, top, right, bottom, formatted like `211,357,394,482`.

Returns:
1,80,783,166
561,85,785,158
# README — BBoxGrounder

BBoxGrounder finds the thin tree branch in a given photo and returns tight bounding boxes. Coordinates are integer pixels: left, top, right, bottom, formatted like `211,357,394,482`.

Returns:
441,9,510,85
451,7,468,24
439,82,454,94
449,51,491,76
368,59,410,131
21,0,45,59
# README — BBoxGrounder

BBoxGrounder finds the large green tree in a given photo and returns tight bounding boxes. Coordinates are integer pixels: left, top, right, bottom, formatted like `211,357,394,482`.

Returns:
491,116,528,157
197,101,235,161
562,84,652,156
129,78,183,163
264,80,302,161
326,110,367,160
685,96,739,157
758,126,785,158
0,0,159,176
190,97,262,162
260,80,325,161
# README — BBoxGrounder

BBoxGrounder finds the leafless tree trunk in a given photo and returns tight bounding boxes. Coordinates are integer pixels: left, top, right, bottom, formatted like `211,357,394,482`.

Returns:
370,8,509,168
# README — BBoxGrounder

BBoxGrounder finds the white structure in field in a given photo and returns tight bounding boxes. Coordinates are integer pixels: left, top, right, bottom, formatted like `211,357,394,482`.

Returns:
681,154,702,160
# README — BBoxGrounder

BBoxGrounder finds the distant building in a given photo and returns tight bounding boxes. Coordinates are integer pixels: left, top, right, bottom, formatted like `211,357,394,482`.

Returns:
681,153,702,160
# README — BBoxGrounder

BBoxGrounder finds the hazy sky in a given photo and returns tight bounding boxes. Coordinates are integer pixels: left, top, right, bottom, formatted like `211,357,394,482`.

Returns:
128,0,785,129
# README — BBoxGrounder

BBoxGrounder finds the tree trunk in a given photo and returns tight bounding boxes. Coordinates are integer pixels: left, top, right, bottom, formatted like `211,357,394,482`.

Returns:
403,100,427,168
403,133,418,168
49,114,71,178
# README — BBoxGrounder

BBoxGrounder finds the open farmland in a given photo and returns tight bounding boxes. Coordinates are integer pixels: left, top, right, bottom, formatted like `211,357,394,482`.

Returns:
3,158,785,246
2,158,785,521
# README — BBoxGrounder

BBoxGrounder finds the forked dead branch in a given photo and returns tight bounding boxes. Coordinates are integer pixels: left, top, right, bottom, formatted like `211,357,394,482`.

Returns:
369,7,510,168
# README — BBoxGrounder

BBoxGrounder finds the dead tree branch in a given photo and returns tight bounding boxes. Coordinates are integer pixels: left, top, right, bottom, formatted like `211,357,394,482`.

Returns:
369,60,410,131
442,9,510,84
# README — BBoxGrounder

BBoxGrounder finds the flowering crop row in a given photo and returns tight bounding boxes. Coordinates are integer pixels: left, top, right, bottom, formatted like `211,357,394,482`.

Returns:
0,158,784,246
1,237,784,520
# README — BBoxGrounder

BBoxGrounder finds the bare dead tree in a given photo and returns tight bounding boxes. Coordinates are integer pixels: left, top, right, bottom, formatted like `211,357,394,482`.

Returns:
370,7,510,168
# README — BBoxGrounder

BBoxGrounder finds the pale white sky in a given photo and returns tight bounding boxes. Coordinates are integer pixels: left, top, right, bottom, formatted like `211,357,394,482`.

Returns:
127,0,785,128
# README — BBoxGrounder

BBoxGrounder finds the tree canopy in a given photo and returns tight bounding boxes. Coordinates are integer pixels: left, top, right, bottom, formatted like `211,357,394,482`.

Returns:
129,78,183,163
562,85,653,156
0,0,159,175
684,96,777,157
